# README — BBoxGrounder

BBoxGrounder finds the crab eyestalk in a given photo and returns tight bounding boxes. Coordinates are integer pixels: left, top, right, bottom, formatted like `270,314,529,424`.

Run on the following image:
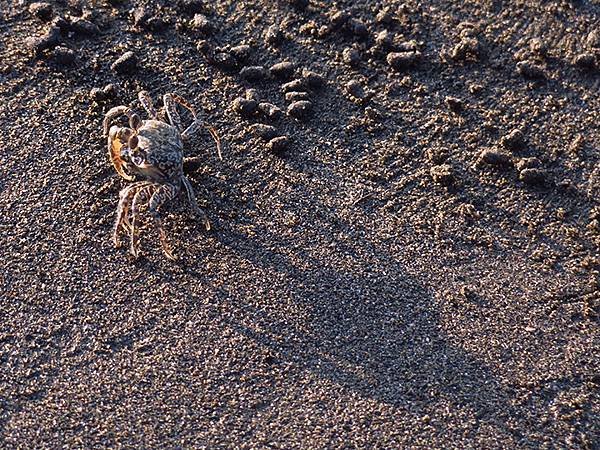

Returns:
129,113,142,131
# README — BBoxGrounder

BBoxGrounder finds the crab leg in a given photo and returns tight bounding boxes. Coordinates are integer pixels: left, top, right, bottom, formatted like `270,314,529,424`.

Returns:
114,185,136,247
163,93,185,132
164,92,222,159
138,91,158,120
181,120,222,160
148,183,180,260
181,176,210,231
129,184,155,258
206,125,223,160
169,93,198,118
181,119,202,141
113,181,153,247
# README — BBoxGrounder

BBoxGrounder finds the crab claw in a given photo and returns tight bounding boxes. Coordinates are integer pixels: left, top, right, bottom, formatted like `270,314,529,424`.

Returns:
108,126,135,181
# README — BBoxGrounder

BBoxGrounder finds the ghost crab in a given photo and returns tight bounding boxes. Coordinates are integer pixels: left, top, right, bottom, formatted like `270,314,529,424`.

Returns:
103,91,220,260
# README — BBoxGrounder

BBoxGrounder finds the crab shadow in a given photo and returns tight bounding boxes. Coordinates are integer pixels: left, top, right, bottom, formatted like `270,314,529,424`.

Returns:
177,197,533,440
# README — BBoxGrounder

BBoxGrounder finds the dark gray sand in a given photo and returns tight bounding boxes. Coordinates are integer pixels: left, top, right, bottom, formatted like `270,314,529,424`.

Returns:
1,0,599,448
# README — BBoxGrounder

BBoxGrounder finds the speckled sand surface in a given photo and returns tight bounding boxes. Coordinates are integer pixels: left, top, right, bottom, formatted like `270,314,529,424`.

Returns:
1,0,599,448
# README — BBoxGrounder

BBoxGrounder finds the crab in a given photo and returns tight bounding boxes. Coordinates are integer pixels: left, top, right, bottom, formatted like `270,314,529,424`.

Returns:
103,91,220,260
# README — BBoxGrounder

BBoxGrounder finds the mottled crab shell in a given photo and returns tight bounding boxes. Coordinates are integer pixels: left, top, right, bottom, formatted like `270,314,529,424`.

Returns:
132,120,185,182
